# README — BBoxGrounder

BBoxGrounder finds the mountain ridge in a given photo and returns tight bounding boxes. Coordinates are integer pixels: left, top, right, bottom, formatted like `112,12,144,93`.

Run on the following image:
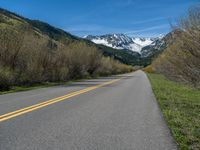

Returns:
85,34,163,53
0,7,142,66
0,7,169,67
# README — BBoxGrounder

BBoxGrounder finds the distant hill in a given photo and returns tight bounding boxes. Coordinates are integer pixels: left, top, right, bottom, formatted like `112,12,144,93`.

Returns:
0,8,142,66
0,8,174,67
0,8,135,90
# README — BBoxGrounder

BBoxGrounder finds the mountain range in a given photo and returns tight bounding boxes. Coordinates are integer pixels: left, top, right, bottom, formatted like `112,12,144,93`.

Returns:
85,34,159,53
0,8,170,67
85,33,171,66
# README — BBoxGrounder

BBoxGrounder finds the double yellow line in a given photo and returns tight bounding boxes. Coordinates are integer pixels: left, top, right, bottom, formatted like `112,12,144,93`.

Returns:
0,78,121,123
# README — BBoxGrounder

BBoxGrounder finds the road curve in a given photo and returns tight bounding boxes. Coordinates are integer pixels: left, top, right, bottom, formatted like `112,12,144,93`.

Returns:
0,70,177,150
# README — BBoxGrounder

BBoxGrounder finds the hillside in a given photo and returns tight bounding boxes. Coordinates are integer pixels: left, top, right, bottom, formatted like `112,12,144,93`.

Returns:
0,8,142,66
0,8,79,41
85,33,171,66
139,31,180,66
0,8,134,91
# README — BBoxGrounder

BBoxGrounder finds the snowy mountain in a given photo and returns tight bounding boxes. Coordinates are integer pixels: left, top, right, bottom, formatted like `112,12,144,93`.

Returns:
140,33,171,58
85,34,158,53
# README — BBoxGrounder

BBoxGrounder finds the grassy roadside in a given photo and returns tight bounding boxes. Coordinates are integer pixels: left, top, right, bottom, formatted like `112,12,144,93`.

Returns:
0,73,118,95
0,78,88,95
0,82,70,95
0,70,135,95
148,73,200,150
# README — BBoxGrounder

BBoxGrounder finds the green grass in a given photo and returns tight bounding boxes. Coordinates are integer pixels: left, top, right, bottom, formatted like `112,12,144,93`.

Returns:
0,82,69,95
148,73,200,150
0,77,92,95
0,78,91,95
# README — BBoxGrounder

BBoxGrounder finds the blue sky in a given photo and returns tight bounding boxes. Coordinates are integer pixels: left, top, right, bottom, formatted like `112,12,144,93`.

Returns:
0,0,199,37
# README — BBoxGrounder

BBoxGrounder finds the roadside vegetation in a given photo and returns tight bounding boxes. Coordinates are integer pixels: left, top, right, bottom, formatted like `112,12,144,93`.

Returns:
0,82,65,95
148,73,200,150
0,15,133,92
144,4,200,150
150,5,200,88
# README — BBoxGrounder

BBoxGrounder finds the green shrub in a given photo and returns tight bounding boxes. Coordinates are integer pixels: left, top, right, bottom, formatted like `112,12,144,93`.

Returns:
152,5,200,88
143,65,155,73
0,67,14,91
0,27,133,91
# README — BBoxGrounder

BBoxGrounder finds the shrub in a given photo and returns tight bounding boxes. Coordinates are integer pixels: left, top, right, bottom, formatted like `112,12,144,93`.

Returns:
0,26,133,91
0,67,14,91
143,66,155,73
152,4,200,88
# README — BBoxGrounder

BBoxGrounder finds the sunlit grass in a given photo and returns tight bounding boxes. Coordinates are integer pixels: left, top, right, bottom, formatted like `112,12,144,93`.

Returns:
148,73,200,150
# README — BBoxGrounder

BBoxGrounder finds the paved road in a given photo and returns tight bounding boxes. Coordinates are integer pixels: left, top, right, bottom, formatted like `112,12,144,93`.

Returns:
0,70,177,150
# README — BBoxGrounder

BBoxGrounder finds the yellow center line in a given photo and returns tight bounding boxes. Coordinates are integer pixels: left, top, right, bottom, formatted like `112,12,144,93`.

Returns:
0,78,121,123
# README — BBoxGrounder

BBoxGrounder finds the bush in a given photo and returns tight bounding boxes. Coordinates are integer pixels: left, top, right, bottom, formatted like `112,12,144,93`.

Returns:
143,66,155,73
152,5,200,88
0,26,133,91
96,57,134,76
0,67,14,91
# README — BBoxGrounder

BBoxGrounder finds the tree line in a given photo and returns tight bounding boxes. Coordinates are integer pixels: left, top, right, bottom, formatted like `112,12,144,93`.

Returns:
0,26,133,91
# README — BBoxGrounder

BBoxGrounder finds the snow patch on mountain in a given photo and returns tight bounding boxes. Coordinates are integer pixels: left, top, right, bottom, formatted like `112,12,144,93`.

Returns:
85,34,157,53
91,39,114,48
129,44,142,53
132,38,154,47
91,38,129,50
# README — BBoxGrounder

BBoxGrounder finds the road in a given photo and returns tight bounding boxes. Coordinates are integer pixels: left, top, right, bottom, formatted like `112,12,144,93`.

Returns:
0,70,177,150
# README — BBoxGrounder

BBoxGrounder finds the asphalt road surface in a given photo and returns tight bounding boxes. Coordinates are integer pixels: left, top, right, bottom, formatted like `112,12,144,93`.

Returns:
0,70,177,150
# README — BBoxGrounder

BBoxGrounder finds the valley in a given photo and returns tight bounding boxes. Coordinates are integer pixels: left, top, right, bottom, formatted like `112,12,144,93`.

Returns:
0,2,200,150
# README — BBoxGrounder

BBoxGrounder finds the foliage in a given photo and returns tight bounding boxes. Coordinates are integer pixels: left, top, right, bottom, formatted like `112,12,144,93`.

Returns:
143,65,155,73
152,5,200,88
0,8,141,66
29,20,77,41
0,67,14,91
0,25,133,91
96,44,142,66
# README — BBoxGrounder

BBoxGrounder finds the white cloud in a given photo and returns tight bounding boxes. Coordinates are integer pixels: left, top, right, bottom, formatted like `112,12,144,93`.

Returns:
125,24,169,34
65,23,169,37
131,17,167,25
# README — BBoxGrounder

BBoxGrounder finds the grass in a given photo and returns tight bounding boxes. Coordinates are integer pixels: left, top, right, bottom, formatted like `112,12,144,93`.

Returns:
148,73,200,150
0,78,90,95
0,72,128,95
0,82,68,95
0,76,93,95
